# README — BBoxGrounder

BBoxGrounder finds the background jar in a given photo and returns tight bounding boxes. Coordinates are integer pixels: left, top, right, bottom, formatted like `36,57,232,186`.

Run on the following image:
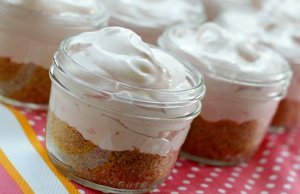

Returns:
158,24,292,166
0,0,109,109
101,0,206,44
46,38,205,193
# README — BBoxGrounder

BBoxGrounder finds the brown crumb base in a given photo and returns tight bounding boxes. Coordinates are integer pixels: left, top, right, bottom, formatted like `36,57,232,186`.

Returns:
272,99,300,128
46,112,178,190
0,57,50,104
182,116,261,163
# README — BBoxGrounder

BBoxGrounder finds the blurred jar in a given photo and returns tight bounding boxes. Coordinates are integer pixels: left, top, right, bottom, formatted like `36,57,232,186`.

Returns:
217,0,300,129
101,0,206,44
46,27,206,193
0,0,109,109
158,23,291,166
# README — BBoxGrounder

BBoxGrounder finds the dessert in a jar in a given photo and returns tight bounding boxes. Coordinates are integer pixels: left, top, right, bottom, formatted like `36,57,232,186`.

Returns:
46,27,206,193
218,0,300,129
158,23,291,166
101,0,205,44
0,0,108,109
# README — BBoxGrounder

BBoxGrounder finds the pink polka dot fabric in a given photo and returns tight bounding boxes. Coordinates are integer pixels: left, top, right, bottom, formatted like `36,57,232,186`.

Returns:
23,109,300,194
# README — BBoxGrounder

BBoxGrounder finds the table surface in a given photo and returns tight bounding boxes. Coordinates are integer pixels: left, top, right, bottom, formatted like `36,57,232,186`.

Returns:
1,105,300,194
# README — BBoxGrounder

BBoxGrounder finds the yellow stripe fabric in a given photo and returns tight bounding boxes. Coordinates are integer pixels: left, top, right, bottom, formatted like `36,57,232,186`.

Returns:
0,149,34,194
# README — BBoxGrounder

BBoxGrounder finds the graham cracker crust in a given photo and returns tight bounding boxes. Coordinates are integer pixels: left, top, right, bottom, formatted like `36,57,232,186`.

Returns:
0,57,50,104
46,111,178,190
182,116,261,164
272,99,300,128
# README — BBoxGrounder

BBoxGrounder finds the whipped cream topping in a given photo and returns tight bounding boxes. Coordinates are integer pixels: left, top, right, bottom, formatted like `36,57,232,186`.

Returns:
3,0,100,18
50,27,204,155
65,27,189,90
0,0,108,67
161,23,289,83
102,0,204,28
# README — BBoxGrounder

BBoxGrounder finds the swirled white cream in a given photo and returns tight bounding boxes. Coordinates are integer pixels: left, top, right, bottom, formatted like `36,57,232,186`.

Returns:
0,0,106,68
51,27,198,155
101,0,205,43
159,23,290,122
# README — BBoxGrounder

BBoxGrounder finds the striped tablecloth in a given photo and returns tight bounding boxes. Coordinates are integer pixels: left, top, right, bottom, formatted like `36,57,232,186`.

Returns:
1,103,300,194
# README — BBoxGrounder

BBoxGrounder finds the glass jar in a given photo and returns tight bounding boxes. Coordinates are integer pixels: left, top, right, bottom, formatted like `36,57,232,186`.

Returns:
101,0,206,44
0,0,109,109
158,23,292,166
46,29,206,193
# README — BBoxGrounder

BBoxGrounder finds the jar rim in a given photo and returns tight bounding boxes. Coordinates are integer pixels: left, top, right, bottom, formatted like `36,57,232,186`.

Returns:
50,36,206,108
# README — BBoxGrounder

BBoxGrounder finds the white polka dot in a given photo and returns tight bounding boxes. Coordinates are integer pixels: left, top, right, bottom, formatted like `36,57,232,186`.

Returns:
182,180,191,184
210,172,218,177
201,183,209,188
260,191,269,194
168,176,173,180
262,150,271,156
267,142,275,148
218,188,226,193
259,158,268,165
256,167,264,172
283,184,292,190
225,183,232,188
273,165,281,171
266,183,275,189
196,190,204,194
269,175,278,181
191,167,200,172
78,189,85,194
171,192,179,194
252,173,260,179
287,176,295,182
228,177,236,182
275,157,284,163
34,115,42,120
178,186,187,191
161,183,166,187
289,170,297,177
234,167,242,172
28,120,35,126
240,163,248,168
240,191,248,194
281,151,290,157
231,172,239,177
244,184,252,190
153,188,160,192
214,168,222,172
247,179,255,185
205,178,213,182
187,173,195,178
37,135,45,141
175,162,182,167
292,164,300,170
172,169,178,173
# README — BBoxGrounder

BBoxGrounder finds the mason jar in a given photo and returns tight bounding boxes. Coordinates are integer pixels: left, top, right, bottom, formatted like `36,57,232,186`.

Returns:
101,0,206,44
217,1,300,130
158,23,292,166
0,0,109,109
46,27,206,193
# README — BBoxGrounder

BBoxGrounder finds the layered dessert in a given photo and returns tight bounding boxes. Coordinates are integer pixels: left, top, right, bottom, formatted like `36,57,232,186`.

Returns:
101,0,205,44
218,0,300,129
46,27,205,192
158,23,291,165
0,0,108,108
